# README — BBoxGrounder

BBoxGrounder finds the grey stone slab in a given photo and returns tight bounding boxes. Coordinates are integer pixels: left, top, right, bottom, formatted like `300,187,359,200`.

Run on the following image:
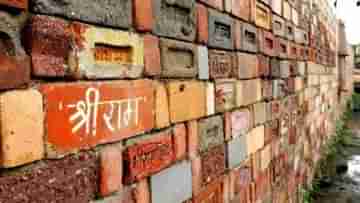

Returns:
227,135,247,169
208,9,234,50
198,115,225,153
150,161,192,203
31,0,132,28
198,46,209,80
153,0,196,42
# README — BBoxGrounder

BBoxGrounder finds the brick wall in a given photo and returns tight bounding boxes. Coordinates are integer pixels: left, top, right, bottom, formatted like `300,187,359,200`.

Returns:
0,0,343,202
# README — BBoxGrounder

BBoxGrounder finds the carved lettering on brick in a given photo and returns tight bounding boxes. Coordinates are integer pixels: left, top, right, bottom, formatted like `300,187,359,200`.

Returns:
209,50,232,78
123,130,175,183
41,80,154,157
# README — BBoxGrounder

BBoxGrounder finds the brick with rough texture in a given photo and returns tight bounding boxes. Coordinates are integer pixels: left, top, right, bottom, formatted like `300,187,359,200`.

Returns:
150,161,192,203
69,23,144,79
236,79,262,106
193,177,224,203
215,79,236,112
0,11,30,89
100,145,122,196
144,34,161,76
32,0,132,28
0,89,44,168
160,39,198,78
198,115,225,153
234,52,258,79
241,22,258,53
167,81,206,123
201,145,226,185
208,9,234,50
0,152,98,202
123,130,174,184
209,49,233,79
153,0,196,42
41,80,154,157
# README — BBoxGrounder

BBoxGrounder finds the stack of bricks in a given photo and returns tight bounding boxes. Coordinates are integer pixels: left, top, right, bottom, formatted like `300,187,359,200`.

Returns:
0,0,343,202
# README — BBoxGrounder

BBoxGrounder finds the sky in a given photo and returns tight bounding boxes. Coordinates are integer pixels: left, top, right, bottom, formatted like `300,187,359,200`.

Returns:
334,0,360,44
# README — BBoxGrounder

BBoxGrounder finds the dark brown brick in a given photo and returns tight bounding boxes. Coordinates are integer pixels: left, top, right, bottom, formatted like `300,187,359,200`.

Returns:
0,152,98,203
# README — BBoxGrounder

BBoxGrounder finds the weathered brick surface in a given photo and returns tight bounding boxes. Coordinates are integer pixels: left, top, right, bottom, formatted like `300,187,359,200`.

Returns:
123,130,174,184
32,0,132,28
208,9,234,49
160,39,198,78
153,0,196,42
0,152,98,203
198,115,224,153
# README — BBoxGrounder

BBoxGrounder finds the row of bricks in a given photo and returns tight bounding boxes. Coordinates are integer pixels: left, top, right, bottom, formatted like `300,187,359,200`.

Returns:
0,86,334,202
0,0,337,54
0,0,312,39
0,14,328,89
0,75,336,168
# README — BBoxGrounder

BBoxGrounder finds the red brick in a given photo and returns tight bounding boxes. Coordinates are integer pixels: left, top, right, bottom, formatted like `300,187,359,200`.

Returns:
201,145,226,185
123,130,174,184
41,80,154,157
0,53,30,90
188,120,199,159
193,177,224,203
197,3,208,44
27,15,71,77
155,81,170,128
134,0,153,32
199,0,223,10
0,0,27,9
100,145,122,196
144,34,161,76
173,123,187,160
234,20,242,50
